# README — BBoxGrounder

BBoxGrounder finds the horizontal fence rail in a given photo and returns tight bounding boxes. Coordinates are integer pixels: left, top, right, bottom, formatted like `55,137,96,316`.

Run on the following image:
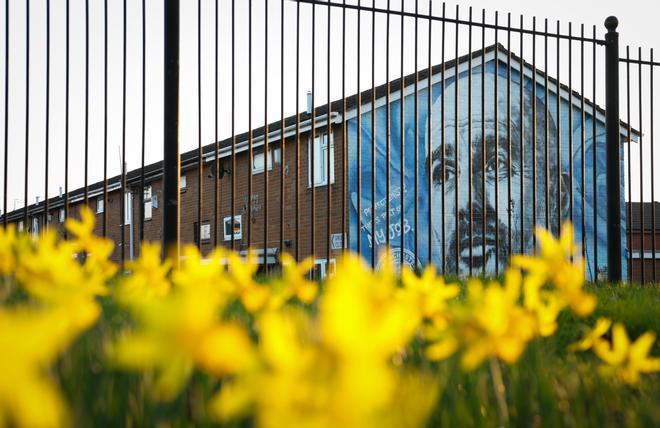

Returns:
0,0,652,283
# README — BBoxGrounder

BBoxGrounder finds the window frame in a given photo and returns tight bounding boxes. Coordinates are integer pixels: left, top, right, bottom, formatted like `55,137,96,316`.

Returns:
223,215,242,241
251,147,281,175
313,258,336,279
143,185,153,220
96,196,104,214
308,132,335,187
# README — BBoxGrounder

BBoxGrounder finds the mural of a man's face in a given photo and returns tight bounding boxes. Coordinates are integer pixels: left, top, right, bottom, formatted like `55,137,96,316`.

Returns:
429,67,569,274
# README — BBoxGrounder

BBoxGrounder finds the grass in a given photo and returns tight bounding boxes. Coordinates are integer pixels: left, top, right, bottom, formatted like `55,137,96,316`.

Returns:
49,281,660,428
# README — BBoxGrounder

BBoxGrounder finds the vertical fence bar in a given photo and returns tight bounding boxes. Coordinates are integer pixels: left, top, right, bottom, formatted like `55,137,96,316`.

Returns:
428,0,433,265
163,0,181,261
311,1,316,268
556,21,562,235
140,0,146,244
44,0,50,230
64,0,69,234
592,25,598,280
605,17,622,282
454,4,459,274
295,0,300,260
532,17,537,250
248,0,253,249
279,0,285,256
399,0,404,264
121,0,127,264
651,49,656,281
555,21,561,234
544,19,549,233
481,9,486,274
494,11,499,274
341,0,346,253
568,23,574,232
580,24,586,259
385,0,390,251
264,0,269,271
341,0,348,251
467,7,473,276
231,0,236,252
2,0,7,227
357,0,363,256
279,0,285,255
519,15,525,254
440,3,446,273
371,0,377,268
103,0,108,237
626,46,632,280
84,0,89,205
506,13,511,261
197,0,202,251
23,0,29,228
214,0,219,247
327,0,332,267
414,0,419,266
637,47,644,283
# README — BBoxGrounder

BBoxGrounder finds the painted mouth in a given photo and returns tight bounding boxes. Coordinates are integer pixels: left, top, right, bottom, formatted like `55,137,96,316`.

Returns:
459,237,497,267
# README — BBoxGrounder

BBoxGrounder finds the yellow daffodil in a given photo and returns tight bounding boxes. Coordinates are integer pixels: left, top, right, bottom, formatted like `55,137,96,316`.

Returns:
0,224,17,276
277,253,317,305
569,317,612,352
512,223,595,317
16,231,108,303
117,242,172,302
0,301,99,428
592,323,660,385
109,277,254,400
453,276,536,370
400,265,459,326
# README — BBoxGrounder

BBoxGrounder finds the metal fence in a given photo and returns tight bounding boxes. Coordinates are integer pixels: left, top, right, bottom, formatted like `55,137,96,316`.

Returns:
0,0,656,282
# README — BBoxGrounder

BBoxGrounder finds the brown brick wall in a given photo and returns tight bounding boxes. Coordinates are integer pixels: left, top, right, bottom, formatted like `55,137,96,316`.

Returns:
629,231,660,283
16,125,347,265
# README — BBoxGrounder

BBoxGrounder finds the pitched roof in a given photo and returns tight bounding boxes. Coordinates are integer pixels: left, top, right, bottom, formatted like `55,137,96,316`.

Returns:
1,43,639,222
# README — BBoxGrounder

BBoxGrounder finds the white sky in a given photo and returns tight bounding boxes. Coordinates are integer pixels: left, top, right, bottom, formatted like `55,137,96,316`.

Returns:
0,0,658,215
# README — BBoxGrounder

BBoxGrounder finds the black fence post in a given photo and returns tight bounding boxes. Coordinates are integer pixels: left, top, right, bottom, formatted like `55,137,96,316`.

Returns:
163,0,180,263
605,16,622,282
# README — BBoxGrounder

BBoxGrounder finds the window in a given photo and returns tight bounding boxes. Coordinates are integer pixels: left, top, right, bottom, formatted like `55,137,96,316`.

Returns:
195,221,211,244
124,192,132,225
223,215,242,241
313,258,336,279
17,220,23,232
58,208,65,223
252,147,281,175
31,217,39,237
308,133,334,187
180,174,187,191
143,186,153,220
96,196,104,214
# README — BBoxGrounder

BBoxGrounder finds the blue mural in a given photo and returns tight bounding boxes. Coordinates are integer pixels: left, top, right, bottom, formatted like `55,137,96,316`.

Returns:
347,55,628,281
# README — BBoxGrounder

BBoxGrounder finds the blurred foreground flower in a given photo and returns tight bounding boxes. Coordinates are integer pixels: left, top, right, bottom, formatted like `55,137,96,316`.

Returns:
572,320,660,385
0,296,100,428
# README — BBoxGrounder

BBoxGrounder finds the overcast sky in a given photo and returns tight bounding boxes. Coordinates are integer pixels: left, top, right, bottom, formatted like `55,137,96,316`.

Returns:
0,0,658,215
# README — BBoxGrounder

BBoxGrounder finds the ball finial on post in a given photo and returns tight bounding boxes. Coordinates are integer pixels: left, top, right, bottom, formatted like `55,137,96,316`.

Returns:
605,16,619,32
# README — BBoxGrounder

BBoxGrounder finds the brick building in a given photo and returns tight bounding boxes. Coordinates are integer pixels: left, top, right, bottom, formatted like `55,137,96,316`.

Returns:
627,202,660,283
1,44,639,279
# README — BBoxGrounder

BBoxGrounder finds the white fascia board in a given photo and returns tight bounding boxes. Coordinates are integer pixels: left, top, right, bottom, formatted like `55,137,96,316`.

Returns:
203,112,342,163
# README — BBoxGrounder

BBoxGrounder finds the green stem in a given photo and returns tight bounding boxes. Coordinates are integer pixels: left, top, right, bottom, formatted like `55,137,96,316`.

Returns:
489,357,510,427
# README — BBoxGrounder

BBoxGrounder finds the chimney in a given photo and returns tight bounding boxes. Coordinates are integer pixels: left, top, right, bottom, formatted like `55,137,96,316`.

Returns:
59,186,63,198
306,91,313,115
